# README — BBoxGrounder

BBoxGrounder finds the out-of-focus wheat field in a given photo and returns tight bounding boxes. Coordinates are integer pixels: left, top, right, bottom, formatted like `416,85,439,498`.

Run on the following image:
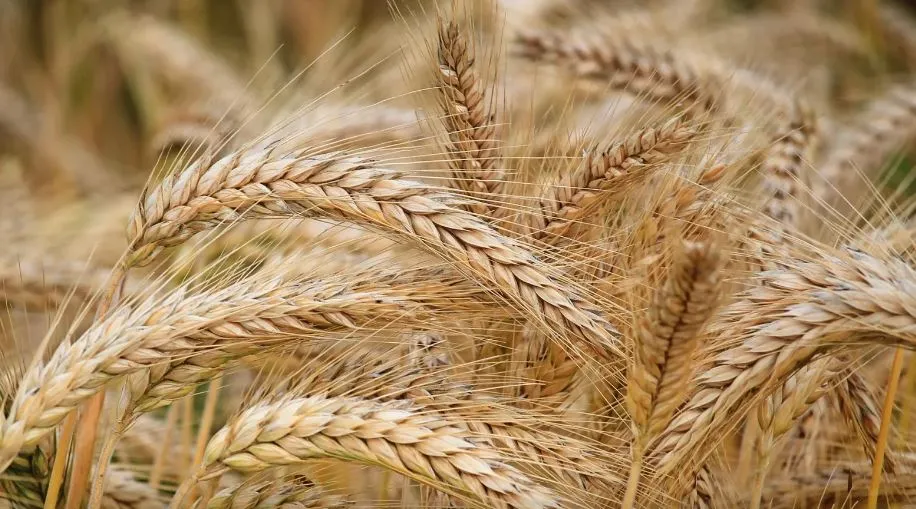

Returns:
6,1,916,508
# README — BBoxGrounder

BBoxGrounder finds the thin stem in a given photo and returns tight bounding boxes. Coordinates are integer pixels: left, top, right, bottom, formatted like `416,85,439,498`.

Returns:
53,265,128,509
149,404,179,489
749,460,767,509
42,411,77,509
896,353,916,447
868,348,905,509
621,446,645,509
182,396,194,474
190,376,222,499
86,425,125,509
168,468,204,509
737,419,758,484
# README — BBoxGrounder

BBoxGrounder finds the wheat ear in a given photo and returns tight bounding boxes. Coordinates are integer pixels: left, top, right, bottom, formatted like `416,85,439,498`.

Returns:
207,475,351,508
816,81,916,206
751,359,835,508
519,117,695,242
0,267,487,473
758,101,816,233
652,248,916,489
436,20,503,215
125,147,620,360
622,238,723,508
182,395,560,509
513,29,717,117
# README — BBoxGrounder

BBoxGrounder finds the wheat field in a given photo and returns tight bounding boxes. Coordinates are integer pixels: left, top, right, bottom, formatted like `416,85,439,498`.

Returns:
3,0,916,507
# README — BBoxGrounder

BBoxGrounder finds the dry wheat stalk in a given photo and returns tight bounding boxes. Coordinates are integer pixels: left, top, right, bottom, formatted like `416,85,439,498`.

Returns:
436,20,503,215
622,238,723,508
207,475,351,509
191,395,560,509
124,146,620,360
652,248,916,489
0,266,492,472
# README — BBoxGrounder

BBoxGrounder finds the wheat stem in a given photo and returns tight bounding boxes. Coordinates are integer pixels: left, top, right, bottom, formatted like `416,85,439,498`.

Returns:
867,348,905,509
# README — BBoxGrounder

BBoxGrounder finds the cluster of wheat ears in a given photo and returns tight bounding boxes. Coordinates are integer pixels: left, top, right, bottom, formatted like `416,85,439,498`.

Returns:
6,0,916,507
